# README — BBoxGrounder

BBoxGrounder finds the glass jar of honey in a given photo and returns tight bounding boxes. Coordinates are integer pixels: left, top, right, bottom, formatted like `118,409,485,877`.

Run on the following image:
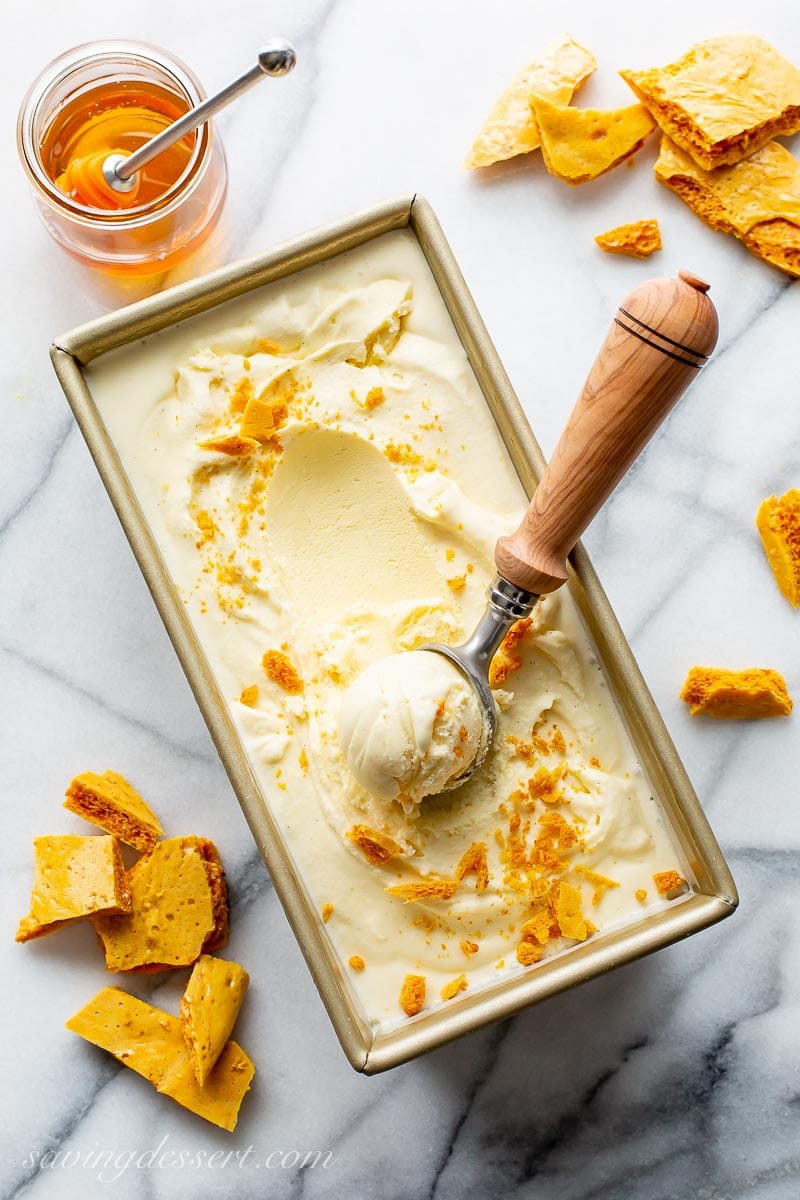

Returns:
17,40,227,275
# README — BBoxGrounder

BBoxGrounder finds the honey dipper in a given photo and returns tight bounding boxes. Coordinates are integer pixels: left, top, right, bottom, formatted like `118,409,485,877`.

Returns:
62,39,296,207
340,273,719,799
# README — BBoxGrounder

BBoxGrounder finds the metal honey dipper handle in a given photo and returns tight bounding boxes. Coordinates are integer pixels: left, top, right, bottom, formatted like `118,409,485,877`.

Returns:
101,39,297,195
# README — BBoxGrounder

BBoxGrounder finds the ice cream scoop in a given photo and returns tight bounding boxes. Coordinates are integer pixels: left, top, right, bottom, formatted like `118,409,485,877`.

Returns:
339,651,485,809
340,272,719,800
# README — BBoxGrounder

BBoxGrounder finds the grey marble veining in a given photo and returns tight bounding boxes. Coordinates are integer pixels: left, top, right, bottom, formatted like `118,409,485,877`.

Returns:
3,1,800,1197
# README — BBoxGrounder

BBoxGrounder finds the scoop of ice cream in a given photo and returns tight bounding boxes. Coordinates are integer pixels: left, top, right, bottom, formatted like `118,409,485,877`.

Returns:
339,651,485,808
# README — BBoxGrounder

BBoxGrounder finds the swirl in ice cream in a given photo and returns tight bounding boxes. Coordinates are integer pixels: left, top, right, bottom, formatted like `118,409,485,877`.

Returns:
85,229,690,1031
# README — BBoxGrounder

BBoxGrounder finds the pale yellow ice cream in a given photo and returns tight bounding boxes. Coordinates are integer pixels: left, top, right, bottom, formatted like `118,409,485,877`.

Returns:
339,650,485,808
85,229,690,1032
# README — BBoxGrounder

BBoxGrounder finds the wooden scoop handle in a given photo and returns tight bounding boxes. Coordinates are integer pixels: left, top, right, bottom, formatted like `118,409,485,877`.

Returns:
495,271,719,594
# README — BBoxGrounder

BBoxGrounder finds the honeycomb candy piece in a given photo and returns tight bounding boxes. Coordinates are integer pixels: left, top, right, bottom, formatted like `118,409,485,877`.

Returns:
66,987,254,1132
239,395,276,442
197,434,259,456
595,219,662,259
440,973,468,1001
385,878,458,902
346,824,405,866
464,36,597,168
680,667,793,719
399,974,426,1017
16,835,131,942
655,136,800,278
555,880,588,941
653,870,687,898
180,955,249,1087
756,489,800,606
531,95,656,185
194,838,229,955
237,373,294,441
489,617,532,686
454,841,490,891
261,649,303,694
64,770,163,853
520,910,551,946
621,34,800,171
516,941,543,966
93,837,228,972
228,376,254,414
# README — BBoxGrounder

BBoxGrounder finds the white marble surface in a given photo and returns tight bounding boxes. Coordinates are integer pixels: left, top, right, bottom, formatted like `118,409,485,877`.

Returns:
3,1,800,1196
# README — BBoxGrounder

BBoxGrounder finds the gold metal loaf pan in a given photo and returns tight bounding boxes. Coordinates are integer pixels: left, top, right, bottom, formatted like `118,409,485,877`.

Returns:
50,194,737,1073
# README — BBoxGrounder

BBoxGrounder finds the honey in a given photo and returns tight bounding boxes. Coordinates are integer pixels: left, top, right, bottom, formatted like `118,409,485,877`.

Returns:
40,80,195,210
18,41,227,275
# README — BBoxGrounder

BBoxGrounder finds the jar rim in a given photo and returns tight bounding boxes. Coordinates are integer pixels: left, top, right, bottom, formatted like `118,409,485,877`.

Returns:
17,39,213,227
